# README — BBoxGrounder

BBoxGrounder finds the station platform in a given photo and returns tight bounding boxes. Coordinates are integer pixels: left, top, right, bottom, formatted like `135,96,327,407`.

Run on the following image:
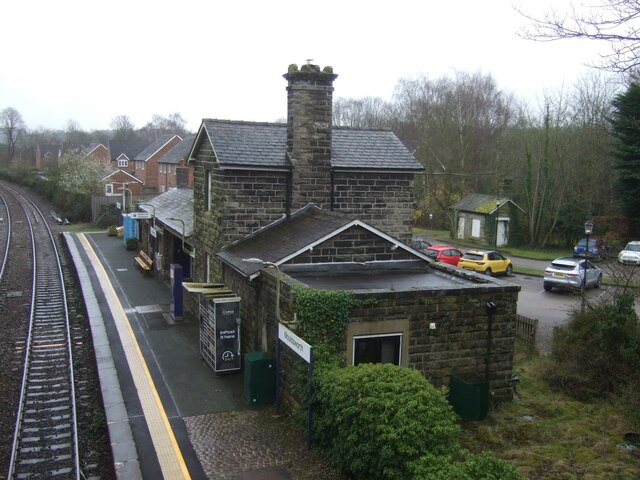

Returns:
62,232,288,480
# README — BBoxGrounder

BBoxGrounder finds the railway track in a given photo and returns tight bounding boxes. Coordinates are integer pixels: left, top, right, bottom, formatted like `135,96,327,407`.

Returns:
1,183,80,479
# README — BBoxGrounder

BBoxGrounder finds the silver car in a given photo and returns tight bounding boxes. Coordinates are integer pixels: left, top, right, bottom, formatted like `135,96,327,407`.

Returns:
618,241,640,265
543,257,602,292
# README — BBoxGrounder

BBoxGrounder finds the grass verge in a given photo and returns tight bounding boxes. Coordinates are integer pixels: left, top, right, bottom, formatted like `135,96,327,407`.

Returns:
460,343,640,479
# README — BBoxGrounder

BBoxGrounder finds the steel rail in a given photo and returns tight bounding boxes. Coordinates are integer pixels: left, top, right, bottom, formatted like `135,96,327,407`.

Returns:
0,192,10,283
5,184,80,480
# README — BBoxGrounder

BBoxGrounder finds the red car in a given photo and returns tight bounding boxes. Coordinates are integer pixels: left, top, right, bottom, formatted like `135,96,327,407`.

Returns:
424,245,464,266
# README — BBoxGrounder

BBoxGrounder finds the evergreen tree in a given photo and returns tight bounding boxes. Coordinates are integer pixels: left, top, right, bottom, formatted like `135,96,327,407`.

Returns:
610,83,640,235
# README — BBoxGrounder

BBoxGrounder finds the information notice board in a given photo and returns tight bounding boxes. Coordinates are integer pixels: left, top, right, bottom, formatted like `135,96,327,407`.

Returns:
199,295,242,373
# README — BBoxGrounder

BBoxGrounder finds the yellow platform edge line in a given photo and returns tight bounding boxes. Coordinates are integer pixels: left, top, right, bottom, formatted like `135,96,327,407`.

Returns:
77,233,191,480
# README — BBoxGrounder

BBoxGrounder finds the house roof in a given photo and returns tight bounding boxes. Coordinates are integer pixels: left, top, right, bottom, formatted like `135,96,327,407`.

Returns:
452,194,526,215
108,140,150,161
134,134,181,162
38,144,61,155
218,204,430,278
101,169,143,184
190,119,423,172
159,135,195,164
137,188,194,239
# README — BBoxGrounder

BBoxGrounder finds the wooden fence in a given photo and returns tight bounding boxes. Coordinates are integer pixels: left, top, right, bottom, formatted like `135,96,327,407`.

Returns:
515,314,538,347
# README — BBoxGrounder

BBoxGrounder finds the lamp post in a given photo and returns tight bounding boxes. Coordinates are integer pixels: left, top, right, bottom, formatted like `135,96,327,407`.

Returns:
242,257,280,352
122,184,132,213
581,219,594,312
494,199,500,250
167,217,193,254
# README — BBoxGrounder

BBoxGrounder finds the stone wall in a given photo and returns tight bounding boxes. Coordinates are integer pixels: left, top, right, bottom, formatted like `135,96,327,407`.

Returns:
289,225,416,264
333,171,415,242
219,263,518,413
348,285,518,402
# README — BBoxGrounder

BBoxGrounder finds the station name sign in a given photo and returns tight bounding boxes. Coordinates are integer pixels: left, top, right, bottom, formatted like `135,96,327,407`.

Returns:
129,212,152,219
278,323,311,363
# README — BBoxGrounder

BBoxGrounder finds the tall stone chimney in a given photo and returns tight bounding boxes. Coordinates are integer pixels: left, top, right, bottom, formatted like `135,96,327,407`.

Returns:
283,63,338,210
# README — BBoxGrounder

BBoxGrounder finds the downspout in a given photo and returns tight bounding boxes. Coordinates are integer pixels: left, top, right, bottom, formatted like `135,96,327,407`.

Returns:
330,166,335,211
286,167,292,217
284,151,293,216
485,301,496,381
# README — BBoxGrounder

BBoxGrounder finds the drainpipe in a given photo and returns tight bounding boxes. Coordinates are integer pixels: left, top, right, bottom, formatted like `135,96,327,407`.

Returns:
485,301,496,381
286,166,292,217
330,167,335,211
284,152,293,216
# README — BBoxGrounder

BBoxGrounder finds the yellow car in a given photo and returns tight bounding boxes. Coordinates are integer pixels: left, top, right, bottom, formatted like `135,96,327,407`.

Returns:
457,250,513,276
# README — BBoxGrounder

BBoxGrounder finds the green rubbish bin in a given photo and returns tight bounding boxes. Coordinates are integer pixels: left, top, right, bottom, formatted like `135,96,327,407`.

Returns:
244,351,275,407
448,373,489,421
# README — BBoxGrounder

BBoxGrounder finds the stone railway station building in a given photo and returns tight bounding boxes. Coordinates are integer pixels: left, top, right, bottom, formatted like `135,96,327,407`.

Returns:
170,62,519,407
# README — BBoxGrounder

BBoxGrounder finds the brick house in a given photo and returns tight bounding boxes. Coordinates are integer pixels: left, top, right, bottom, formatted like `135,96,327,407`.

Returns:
108,139,150,172
157,135,195,192
185,63,520,406
35,143,61,170
36,142,109,170
132,134,182,193
101,169,144,197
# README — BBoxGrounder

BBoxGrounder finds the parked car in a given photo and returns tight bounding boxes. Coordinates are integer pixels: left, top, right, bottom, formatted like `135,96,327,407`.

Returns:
543,256,602,291
424,245,463,266
618,241,640,265
457,250,513,276
573,237,608,261
410,239,431,252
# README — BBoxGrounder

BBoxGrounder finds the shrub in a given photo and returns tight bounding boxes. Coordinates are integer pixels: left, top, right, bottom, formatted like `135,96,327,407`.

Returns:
313,363,460,480
545,292,640,400
410,451,524,480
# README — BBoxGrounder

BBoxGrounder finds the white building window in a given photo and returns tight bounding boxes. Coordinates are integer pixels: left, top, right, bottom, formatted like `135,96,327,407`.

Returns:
136,160,145,171
471,218,481,238
205,170,212,211
117,159,128,167
353,333,402,366
105,183,114,195
160,164,166,173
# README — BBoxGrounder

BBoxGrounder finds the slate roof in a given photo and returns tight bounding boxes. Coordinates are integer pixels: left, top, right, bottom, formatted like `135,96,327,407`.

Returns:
159,135,195,164
218,204,428,278
64,143,97,154
101,169,143,183
38,144,61,155
137,188,194,238
452,194,525,215
108,140,150,161
194,120,422,171
134,134,181,162
218,205,355,277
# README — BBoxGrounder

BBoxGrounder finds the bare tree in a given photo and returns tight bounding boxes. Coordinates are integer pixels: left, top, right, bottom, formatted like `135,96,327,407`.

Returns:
389,72,515,229
333,97,392,128
518,1,640,77
110,115,136,140
140,113,188,140
508,73,617,247
0,107,26,159
65,119,91,144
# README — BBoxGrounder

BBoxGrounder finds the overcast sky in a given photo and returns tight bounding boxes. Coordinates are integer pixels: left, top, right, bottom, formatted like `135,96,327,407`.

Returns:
1,0,609,133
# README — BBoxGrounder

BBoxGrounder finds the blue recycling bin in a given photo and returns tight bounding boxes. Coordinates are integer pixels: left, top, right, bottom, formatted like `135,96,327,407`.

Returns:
122,214,139,245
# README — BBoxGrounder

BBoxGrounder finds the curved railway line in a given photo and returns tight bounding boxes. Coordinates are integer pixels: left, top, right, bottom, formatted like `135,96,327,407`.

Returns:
0,181,114,479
